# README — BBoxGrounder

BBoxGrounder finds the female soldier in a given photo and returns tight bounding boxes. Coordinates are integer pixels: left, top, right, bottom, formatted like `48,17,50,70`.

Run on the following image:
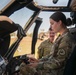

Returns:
20,12,74,75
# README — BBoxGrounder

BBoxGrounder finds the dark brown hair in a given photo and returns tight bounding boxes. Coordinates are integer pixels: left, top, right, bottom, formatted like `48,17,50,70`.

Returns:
50,12,72,26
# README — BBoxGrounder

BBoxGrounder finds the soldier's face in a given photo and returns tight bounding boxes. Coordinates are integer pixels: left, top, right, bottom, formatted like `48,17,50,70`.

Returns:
49,30,55,42
50,19,61,33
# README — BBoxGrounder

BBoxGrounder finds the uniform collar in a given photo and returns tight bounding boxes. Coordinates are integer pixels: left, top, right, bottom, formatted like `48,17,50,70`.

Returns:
47,39,53,44
60,29,69,36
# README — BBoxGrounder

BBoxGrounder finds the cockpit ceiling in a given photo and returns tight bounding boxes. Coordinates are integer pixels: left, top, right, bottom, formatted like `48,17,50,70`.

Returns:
33,0,69,7
27,0,72,11
0,0,75,15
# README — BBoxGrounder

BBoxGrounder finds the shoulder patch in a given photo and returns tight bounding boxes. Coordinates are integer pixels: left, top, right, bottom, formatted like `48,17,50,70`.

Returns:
58,49,66,56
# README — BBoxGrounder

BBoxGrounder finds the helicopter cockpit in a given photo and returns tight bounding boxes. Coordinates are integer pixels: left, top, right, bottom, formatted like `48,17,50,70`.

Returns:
0,0,76,75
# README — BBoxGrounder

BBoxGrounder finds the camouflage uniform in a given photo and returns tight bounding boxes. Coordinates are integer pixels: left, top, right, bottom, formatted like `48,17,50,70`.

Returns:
37,39,53,59
20,31,74,75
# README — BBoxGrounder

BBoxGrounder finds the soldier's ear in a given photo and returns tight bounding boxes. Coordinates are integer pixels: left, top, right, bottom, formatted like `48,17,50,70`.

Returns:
58,20,62,26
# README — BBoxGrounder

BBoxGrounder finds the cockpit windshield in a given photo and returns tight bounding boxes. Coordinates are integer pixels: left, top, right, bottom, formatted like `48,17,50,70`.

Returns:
10,7,35,28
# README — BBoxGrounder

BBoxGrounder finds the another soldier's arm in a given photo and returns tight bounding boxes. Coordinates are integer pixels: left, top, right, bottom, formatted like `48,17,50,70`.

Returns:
0,16,18,32
37,42,44,59
36,38,72,70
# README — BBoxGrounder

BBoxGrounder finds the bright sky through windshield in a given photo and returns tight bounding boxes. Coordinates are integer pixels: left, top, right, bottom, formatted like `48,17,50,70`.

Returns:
0,0,71,33
0,0,11,10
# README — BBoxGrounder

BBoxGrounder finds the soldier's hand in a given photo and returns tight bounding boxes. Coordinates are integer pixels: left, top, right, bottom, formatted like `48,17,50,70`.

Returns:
29,57,39,63
20,62,37,75
28,62,38,68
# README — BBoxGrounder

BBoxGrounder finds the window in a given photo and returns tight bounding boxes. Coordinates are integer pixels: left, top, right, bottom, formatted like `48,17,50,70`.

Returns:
0,0,12,10
10,7,35,28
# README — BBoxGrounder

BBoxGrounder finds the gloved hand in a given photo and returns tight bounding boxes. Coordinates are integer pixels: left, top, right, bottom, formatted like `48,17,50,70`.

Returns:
16,24,26,38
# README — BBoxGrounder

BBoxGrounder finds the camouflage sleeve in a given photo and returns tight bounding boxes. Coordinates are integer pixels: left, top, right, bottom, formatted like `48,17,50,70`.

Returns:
36,37,72,70
37,42,44,59
39,54,51,61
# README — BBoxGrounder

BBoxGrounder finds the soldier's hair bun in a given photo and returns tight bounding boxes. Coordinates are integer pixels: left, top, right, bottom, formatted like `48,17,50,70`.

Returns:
66,18,72,26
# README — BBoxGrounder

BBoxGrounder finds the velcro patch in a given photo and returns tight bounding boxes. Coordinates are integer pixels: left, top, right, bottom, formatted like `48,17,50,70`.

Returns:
58,49,66,56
